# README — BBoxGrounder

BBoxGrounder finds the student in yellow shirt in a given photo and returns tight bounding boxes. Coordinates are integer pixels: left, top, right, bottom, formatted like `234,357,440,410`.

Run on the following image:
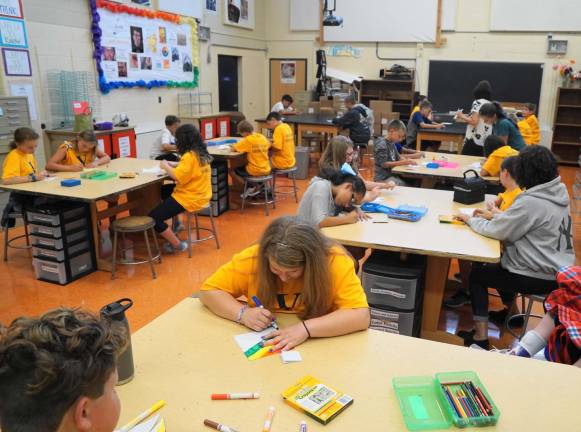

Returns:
46,130,111,172
410,93,427,116
148,124,212,253
521,103,540,145
200,216,370,351
231,120,271,197
480,135,519,177
266,112,295,170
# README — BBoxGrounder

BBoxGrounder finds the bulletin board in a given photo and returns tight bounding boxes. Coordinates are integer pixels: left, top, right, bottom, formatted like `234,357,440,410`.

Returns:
90,0,199,94
269,59,307,108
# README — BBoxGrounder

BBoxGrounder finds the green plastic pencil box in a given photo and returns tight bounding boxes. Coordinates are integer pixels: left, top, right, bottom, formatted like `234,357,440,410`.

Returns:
392,371,500,430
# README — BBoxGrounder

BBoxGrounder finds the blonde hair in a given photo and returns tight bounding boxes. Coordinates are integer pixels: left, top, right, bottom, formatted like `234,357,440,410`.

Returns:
257,217,333,319
319,135,353,171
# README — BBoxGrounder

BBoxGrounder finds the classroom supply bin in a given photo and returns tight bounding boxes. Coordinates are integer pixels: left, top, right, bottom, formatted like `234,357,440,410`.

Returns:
27,202,96,285
200,160,229,217
111,129,137,158
294,146,311,180
362,251,426,337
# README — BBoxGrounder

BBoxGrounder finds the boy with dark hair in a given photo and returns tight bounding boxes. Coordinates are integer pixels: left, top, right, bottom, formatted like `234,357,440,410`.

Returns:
232,120,271,197
332,95,371,148
0,308,127,432
150,114,181,161
518,102,540,145
266,111,295,170
271,94,295,115
405,100,445,151
480,134,518,177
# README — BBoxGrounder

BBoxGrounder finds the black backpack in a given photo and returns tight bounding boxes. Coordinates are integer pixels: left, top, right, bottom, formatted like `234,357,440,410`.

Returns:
453,170,486,204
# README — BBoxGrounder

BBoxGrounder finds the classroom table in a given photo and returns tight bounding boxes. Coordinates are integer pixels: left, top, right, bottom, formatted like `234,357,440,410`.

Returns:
321,186,501,346
0,158,166,272
256,113,340,147
416,121,467,154
115,298,581,431
393,151,499,188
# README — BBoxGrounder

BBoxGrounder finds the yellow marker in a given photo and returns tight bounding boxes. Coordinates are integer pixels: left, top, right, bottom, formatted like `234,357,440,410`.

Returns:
118,400,166,432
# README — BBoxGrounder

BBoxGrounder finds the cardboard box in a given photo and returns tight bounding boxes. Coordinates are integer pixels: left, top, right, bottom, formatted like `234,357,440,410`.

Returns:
374,112,401,136
307,102,320,114
370,100,393,114
320,97,334,108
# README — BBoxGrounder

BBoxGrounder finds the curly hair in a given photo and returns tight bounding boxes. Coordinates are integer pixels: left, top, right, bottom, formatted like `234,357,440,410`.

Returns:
0,308,127,432
175,123,213,165
516,145,559,190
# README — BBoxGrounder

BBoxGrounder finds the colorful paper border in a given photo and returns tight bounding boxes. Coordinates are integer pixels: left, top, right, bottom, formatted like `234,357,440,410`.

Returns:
90,0,200,94
0,17,27,48
2,47,31,76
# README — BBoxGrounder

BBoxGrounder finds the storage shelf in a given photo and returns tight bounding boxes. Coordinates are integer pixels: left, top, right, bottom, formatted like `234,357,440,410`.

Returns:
552,141,581,146
555,123,581,127
558,105,581,108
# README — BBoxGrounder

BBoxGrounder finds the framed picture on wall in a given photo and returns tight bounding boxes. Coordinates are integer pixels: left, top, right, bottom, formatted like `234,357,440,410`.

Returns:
2,47,31,76
0,17,27,48
205,0,217,15
0,0,23,19
224,0,254,29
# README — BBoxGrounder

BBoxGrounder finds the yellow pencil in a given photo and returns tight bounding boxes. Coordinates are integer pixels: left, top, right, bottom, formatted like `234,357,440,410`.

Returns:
118,400,166,432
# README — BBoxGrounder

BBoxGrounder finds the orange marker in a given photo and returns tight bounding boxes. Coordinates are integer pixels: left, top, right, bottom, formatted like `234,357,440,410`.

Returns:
211,392,260,400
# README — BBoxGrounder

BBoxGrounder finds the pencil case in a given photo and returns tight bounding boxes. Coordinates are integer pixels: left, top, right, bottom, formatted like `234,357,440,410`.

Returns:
61,179,81,187
361,202,427,222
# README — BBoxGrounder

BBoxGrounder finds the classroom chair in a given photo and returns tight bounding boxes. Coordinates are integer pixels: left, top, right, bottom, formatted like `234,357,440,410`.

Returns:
272,166,299,204
504,293,547,340
111,216,161,280
241,174,275,216
184,206,220,258
2,211,30,262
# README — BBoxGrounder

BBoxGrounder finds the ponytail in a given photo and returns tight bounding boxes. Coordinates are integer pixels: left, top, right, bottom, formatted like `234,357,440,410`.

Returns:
318,168,366,196
10,127,39,150
479,101,508,121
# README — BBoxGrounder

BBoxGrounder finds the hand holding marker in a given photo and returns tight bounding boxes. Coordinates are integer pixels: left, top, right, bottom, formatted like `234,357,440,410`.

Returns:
252,295,279,330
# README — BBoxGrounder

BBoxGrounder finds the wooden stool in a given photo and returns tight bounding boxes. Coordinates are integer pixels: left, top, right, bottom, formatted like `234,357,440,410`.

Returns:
185,206,220,258
504,293,547,339
272,166,299,204
3,212,30,262
111,216,161,280
241,175,274,216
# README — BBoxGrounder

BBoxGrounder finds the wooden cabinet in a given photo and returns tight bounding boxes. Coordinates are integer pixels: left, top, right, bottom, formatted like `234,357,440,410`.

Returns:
552,87,581,165
357,79,415,121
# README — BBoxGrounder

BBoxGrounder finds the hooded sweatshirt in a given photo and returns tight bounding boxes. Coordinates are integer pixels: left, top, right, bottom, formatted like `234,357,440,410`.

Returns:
332,105,371,144
297,176,336,227
467,176,575,280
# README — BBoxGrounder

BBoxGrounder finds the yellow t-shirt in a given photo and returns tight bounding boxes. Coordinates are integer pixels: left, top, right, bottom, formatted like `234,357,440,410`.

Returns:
517,119,534,145
271,123,295,169
58,142,95,166
201,244,369,314
525,115,540,145
411,105,420,115
233,133,271,176
482,145,519,177
2,149,37,180
498,187,523,211
171,151,212,213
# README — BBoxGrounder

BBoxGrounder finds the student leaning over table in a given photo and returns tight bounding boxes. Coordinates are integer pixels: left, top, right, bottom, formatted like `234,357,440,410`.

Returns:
45,130,111,172
199,216,370,351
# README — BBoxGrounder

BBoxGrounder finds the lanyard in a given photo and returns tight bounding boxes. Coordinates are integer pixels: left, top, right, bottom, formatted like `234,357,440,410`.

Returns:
27,161,36,174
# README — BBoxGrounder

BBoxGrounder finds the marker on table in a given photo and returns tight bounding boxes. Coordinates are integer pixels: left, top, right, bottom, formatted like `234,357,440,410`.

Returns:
211,392,260,400
204,419,240,432
300,420,308,431
118,400,166,432
252,295,279,330
262,406,275,432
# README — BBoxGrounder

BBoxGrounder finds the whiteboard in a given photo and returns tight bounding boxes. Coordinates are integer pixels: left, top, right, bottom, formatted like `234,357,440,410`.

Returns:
441,0,457,31
324,0,438,43
490,0,581,32
157,0,202,19
290,0,320,31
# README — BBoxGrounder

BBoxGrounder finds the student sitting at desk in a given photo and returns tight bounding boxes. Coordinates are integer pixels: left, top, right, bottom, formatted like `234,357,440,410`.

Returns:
231,120,271,198
405,100,445,151
271,94,296,115
266,112,295,170
1,128,49,228
455,80,493,156
411,93,427,116
374,120,423,187
479,102,526,151
46,130,111,172
0,308,127,432
200,216,370,351
518,103,540,145
455,146,575,349
150,115,181,161
331,96,371,153
319,135,396,202
149,124,212,254
480,135,519,178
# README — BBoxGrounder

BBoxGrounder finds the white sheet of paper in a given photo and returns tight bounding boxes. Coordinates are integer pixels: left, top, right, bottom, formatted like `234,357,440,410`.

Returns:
141,166,163,175
124,415,161,432
362,213,389,224
459,208,477,217
234,328,273,353
469,162,482,169
281,350,302,363
9,83,37,120
371,197,384,204
442,122,453,125
44,176,58,182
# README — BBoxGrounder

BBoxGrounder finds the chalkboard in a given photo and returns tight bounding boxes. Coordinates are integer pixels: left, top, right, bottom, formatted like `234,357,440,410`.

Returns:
427,60,544,112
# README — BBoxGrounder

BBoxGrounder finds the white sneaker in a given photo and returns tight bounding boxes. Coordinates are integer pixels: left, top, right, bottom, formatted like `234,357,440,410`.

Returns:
163,240,188,254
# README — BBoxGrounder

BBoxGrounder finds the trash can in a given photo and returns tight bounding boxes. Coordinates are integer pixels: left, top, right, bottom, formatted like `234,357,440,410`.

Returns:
295,146,311,180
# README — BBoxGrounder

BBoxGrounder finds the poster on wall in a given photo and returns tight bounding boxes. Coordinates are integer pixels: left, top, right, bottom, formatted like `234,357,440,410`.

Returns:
0,17,27,48
91,0,200,94
0,0,23,19
205,0,217,15
280,61,296,84
2,47,30,76
224,0,254,29
9,83,37,120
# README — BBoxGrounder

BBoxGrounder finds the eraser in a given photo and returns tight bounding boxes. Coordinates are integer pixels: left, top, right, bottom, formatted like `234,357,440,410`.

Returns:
61,179,81,187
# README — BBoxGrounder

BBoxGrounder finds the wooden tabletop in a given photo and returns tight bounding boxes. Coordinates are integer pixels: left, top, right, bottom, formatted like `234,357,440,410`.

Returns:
0,158,166,202
419,122,467,136
393,152,498,183
206,137,244,159
116,298,581,431
322,186,500,262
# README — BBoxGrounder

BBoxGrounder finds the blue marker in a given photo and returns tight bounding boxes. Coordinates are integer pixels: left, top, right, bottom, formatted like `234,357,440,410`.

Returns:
251,296,279,330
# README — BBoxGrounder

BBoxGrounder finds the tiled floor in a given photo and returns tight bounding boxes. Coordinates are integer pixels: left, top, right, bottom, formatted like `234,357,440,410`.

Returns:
1,160,579,350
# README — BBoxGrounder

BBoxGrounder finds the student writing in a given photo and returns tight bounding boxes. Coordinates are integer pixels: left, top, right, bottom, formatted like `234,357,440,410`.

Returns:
271,94,296,115
266,112,295,170
46,130,111,172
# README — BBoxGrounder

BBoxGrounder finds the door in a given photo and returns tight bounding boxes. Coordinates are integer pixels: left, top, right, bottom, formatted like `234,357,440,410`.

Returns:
269,59,307,109
218,55,239,111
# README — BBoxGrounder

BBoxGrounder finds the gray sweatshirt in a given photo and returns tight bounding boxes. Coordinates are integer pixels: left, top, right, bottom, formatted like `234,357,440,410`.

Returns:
297,177,336,227
467,176,575,280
